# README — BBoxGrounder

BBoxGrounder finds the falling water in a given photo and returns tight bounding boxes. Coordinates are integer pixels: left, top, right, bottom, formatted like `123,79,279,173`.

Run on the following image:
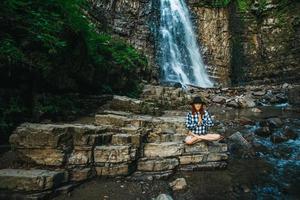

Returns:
158,0,214,88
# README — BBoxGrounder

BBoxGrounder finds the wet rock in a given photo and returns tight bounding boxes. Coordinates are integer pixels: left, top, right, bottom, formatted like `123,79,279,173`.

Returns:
237,95,256,108
179,161,227,171
251,108,262,113
282,83,290,89
70,167,95,182
255,127,272,137
0,169,66,191
252,91,266,96
184,142,208,153
178,154,204,165
206,153,228,161
212,95,227,104
129,170,174,181
169,178,187,191
238,117,255,125
226,100,239,108
55,183,78,194
288,85,300,105
137,158,179,171
283,127,297,140
154,193,174,200
270,132,288,143
267,117,283,128
241,184,251,193
228,132,252,149
95,162,135,176
208,142,228,152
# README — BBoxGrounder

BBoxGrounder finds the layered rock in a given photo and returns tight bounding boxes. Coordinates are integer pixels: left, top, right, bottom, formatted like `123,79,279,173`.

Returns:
2,93,230,197
140,83,292,109
189,5,231,85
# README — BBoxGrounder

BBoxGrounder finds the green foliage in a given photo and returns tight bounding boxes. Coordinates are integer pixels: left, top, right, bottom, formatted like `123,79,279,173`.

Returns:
33,94,81,121
0,39,25,65
0,93,29,144
194,0,232,8
212,0,232,7
236,0,251,12
0,0,148,142
0,0,148,92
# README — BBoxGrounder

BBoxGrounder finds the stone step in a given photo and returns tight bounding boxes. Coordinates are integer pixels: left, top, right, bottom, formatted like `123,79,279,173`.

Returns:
94,113,186,132
10,123,143,167
98,95,161,115
143,141,228,159
129,170,174,181
95,162,136,176
93,144,139,176
147,133,186,143
10,123,118,149
94,145,137,164
0,169,66,192
143,142,185,158
137,157,179,172
179,161,228,171
111,133,141,147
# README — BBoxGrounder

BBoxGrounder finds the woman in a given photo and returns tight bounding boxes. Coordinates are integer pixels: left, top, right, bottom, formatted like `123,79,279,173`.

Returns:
184,96,223,145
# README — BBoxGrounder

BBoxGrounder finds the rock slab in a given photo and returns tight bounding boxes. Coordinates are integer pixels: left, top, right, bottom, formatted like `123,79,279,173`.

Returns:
0,169,65,191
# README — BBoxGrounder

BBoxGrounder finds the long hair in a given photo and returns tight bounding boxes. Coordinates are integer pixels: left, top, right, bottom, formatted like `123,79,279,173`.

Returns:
191,104,205,116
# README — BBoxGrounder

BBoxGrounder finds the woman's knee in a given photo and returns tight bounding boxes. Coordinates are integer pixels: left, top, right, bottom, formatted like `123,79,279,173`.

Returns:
207,133,220,137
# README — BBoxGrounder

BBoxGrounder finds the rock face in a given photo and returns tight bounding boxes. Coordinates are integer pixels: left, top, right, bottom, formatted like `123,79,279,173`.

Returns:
228,1,300,85
86,0,300,86
189,6,231,85
87,0,158,82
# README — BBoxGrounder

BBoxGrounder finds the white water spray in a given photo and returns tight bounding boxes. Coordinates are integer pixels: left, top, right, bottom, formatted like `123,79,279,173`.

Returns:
158,0,214,88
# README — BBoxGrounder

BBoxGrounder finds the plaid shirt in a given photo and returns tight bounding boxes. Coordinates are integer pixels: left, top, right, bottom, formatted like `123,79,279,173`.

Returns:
185,110,214,135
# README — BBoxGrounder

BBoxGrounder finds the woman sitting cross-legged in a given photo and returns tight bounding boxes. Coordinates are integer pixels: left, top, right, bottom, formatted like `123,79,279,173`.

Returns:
184,96,224,145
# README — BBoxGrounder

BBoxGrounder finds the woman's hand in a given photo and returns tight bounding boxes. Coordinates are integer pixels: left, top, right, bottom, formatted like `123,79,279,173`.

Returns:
198,114,202,125
187,131,193,136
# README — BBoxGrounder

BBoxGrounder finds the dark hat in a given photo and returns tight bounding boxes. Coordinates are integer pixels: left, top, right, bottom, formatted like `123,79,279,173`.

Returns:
190,96,207,105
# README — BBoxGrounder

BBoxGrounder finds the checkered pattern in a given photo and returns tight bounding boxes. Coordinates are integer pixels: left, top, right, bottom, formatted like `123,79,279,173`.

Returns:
185,110,214,135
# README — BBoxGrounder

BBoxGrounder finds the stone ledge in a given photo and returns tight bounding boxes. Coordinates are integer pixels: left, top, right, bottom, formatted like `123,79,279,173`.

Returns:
94,145,136,163
95,162,136,176
179,154,205,165
16,148,66,166
0,169,66,192
10,123,115,149
179,161,228,171
137,157,179,172
143,142,184,158
129,170,174,181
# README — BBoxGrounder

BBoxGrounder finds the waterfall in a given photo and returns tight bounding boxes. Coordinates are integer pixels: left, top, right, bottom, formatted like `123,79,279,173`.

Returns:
158,0,214,88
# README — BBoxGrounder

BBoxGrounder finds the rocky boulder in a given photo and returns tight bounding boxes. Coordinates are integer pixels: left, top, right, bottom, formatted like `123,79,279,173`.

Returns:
169,177,187,191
